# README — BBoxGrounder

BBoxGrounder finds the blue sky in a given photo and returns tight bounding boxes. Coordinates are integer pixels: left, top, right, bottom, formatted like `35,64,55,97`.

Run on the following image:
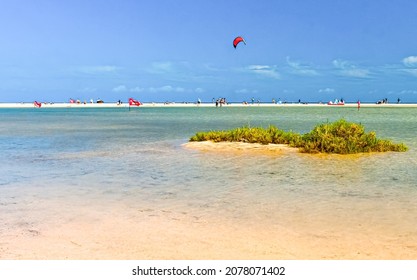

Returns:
1,0,417,103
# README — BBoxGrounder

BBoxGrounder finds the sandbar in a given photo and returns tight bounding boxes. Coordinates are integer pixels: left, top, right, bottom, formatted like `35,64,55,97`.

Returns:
183,141,299,155
2,102,417,108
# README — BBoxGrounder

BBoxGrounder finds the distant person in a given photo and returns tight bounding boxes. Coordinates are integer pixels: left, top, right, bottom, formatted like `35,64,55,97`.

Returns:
357,100,361,111
397,98,401,104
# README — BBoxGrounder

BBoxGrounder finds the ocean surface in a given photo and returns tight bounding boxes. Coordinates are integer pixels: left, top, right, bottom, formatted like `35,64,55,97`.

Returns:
1,106,417,259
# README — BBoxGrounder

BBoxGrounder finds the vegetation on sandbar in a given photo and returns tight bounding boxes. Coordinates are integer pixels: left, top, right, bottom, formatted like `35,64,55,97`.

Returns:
189,119,408,154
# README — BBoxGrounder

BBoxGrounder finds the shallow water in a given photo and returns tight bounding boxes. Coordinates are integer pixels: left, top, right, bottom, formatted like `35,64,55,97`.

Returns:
1,106,417,259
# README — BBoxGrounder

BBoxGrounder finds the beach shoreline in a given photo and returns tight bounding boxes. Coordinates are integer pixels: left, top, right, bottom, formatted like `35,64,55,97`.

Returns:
2,102,417,108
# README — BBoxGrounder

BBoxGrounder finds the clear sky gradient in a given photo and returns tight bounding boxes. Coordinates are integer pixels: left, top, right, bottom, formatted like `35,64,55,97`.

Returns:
1,0,417,103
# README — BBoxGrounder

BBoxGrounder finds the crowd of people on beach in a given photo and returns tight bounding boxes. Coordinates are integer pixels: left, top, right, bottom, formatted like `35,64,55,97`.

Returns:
215,98,227,107
376,98,401,104
376,98,389,104
30,96,408,108
69,98,104,104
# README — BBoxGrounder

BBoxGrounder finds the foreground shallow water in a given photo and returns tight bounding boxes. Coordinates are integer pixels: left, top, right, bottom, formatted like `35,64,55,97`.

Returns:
1,106,416,259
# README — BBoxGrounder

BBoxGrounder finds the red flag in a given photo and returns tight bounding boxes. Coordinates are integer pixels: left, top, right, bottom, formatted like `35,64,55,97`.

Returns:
34,101,42,108
129,98,142,106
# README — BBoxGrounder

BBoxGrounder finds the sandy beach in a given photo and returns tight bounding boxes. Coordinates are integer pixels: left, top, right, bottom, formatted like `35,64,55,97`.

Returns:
2,101,417,108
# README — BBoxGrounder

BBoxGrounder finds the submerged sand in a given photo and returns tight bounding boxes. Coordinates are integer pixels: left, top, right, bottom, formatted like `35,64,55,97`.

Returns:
2,201,416,260
2,141,416,260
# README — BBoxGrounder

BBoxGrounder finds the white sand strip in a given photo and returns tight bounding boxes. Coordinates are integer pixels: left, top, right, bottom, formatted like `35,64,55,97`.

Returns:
2,102,417,108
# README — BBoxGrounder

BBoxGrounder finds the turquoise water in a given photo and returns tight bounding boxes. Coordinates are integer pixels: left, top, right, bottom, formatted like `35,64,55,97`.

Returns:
1,106,417,258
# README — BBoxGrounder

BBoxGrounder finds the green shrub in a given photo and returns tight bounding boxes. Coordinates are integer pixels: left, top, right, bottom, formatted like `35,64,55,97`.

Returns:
189,119,408,154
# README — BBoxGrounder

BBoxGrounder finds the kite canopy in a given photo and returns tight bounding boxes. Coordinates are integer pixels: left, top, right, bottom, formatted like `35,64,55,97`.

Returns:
129,98,142,106
233,36,246,48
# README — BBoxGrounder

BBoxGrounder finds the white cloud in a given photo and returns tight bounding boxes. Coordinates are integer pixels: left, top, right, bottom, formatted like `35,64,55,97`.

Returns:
79,87,97,93
203,64,222,72
162,85,184,92
403,69,417,77
79,65,119,74
247,65,280,79
148,62,173,74
160,85,174,92
332,59,351,69
341,68,370,78
332,59,370,78
400,89,417,95
318,88,335,93
403,56,417,67
235,89,249,94
130,86,145,92
248,65,270,71
286,57,319,76
148,85,192,93
112,85,127,92
112,84,204,94
113,85,148,93
401,57,417,77
235,88,258,94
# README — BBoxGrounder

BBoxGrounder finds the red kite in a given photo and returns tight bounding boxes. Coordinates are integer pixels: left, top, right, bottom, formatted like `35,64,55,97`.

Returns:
129,98,142,106
233,36,246,49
